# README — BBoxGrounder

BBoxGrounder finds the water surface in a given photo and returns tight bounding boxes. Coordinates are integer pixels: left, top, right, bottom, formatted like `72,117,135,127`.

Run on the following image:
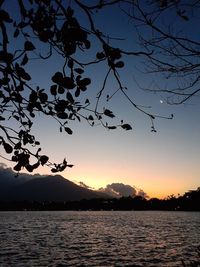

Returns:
0,211,199,266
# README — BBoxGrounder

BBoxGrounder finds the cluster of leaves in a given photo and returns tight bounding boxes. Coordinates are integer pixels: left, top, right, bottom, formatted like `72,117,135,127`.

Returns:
0,0,136,173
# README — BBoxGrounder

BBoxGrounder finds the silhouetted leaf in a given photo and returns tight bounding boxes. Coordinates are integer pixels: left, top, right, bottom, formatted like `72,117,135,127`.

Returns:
75,88,80,97
57,112,68,119
0,116,5,120
74,68,84,74
14,28,20,38
13,115,20,121
64,127,73,135
3,142,13,153
81,78,91,86
14,142,21,149
67,164,74,168
96,52,105,59
25,164,34,172
24,41,35,51
16,64,31,80
104,109,115,118
29,91,37,102
50,85,57,96
88,115,94,120
14,163,22,172
52,72,63,84
121,124,132,130
58,86,65,94
21,53,28,65
115,61,124,68
67,58,74,68
0,10,12,22
40,155,49,165
85,99,90,104
67,92,74,103
108,126,117,130
62,77,76,89
39,92,48,103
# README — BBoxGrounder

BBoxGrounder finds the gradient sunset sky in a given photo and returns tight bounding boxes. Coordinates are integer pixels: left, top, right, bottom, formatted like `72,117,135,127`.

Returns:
1,1,200,198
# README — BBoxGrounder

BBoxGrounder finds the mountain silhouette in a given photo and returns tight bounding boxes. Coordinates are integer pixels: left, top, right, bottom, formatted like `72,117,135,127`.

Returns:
0,166,108,201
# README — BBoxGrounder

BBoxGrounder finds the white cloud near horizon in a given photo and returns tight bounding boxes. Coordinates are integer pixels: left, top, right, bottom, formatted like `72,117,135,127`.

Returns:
98,183,148,198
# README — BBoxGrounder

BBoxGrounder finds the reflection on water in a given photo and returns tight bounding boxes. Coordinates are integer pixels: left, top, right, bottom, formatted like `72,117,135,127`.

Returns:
0,211,199,267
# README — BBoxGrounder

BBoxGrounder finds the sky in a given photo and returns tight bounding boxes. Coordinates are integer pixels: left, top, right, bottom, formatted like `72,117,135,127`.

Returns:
0,0,200,199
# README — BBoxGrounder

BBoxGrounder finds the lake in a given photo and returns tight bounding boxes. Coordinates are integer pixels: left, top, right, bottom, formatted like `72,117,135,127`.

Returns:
0,211,199,266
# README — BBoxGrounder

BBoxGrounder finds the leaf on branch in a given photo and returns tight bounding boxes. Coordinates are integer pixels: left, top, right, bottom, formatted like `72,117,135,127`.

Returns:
14,28,20,38
88,115,94,120
40,155,49,165
21,53,28,65
52,72,63,84
67,164,74,168
85,99,90,104
58,86,65,94
104,109,115,118
0,116,5,120
14,142,21,150
66,92,74,103
67,58,74,68
75,88,80,97
74,68,84,74
32,161,40,169
39,92,48,103
96,52,105,59
62,77,76,89
121,124,132,130
3,142,13,153
115,61,124,68
64,127,73,135
15,64,31,80
0,10,12,23
50,85,57,96
80,78,91,86
24,41,35,51
14,163,22,172
25,164,34,172
108,126,117,130
57,112,68,120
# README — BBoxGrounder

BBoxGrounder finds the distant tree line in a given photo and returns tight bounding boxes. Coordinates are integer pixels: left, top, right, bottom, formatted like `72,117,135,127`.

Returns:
0,187,199,211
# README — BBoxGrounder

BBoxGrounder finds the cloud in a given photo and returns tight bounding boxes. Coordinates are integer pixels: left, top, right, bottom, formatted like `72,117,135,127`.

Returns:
99,183,148,198
99,183,137,198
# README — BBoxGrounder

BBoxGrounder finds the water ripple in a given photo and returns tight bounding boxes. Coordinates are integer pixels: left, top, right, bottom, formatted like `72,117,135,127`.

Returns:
0,211,200,266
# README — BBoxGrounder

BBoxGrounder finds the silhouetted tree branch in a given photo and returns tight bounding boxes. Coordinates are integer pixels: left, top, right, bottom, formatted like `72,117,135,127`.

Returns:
122,0,200,105
2,0,195,173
